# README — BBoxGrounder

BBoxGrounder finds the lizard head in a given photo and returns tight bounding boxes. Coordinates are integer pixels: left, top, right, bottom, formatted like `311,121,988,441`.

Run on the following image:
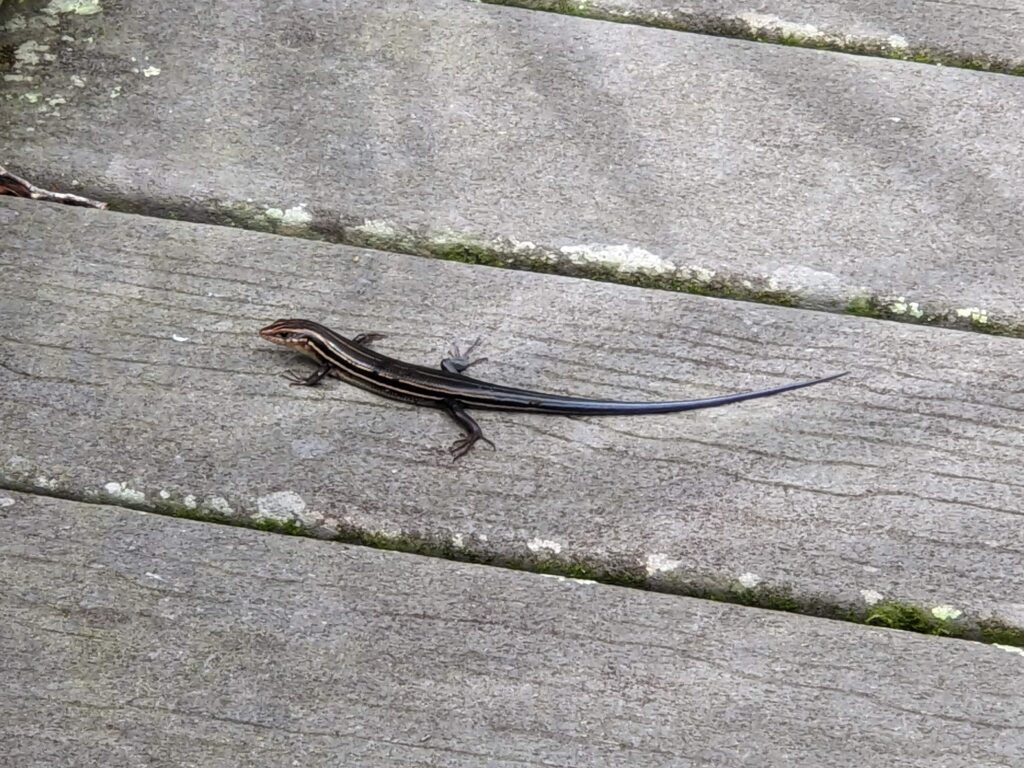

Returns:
259,319,320,359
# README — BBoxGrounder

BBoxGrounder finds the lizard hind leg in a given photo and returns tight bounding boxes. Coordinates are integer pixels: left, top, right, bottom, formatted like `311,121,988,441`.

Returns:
444,402,496,460
441,337,488,375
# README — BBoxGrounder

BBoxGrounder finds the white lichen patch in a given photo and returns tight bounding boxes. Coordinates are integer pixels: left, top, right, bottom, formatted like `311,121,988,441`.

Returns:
687,265,716,284
171,334,189,342
352,218,398,239
451,533,465,548
955,307,988,325
888,297,924,318
994,644,1024,658
4,74,34,83
645,553,682,576
44,0,103,15
46,95,66,107
280,205,311,227
158,490,170,500
738,12,822,40
110,86,121,99
255,490,322,527
102,481,145,504
509,238,537,253
3,15,28,32
71,75,86,88
182,494,198,509
15,41,49,68
141,66,161,77
22,92,41,103
0,497,15,508
204,495,233,515
736,12,910,53
264,204,312,231
860,589,884,606
560,243,676,275
931,604,962,621
527,538,563,555
738,572,762,589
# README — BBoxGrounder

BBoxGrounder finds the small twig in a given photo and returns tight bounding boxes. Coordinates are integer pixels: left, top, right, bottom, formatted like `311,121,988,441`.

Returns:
0,165,107,209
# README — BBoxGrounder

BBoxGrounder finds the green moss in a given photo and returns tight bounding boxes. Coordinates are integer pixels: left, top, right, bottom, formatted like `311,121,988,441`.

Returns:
727,583,802,613
966,315,1023,338
335,525,648,589
978,620,1024,648
844,294,1024,337
864,601,954,636
250,517,307,536
480,0,1024,77
123,197,1018,341
417,235,802,308
6,471,1024,649
215,202,284,234
423,239,510,269
845,294,885,318
537,0,592,17
0,44,16,72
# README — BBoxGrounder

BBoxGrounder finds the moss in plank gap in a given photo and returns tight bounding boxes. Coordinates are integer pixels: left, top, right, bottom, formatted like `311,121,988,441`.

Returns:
338,526,1024,651
966,315,1023,337
0,44,17,72
479,0,1024,77
724,583,802,614
847,294,899,320
334,524,649,590
978,621,1024,648
108,195,1024,341
249,517,308,536
4,473,1024,650
47,193,1024,338
846,295,1024,338
409,235,805,308
862,600,955,637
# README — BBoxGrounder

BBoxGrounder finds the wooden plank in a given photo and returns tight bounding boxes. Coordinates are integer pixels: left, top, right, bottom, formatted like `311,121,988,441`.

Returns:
2,490,1022,767
2,0,1024,329
1,199,1022,636
485,0,1024,72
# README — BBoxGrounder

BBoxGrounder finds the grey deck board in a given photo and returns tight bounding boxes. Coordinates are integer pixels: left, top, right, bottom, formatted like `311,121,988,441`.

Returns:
2,0,1024,327
486,0,1024,69
2,490,1023,767
1,199,1023,633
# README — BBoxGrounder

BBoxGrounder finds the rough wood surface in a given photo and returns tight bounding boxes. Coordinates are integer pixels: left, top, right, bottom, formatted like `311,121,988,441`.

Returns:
2,0,1023,327
2,199,1023,634
2,490,1022,767
485,0,1024,70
